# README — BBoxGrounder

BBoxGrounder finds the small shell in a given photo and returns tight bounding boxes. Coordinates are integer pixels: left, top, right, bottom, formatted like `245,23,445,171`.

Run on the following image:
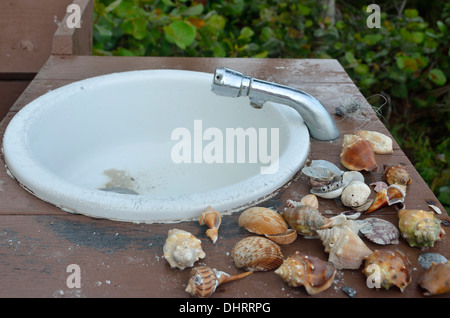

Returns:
185,266,253,298
418,261,450,296
340,135,378,172
275,251,336,295
418,253,448,270
317,225,373,270
300,194,319,210
384,165,412,187
231,236,284,271
398,209,446,248
264,228,298,245
198,206,222,243
354,130,393,154
281,205,332,236
301,160,343,187
342,171,365,184
370,181,388,192
310,182,344,199
238,207,288,236
163,229,206,270
365,185,406,214
359,217,400,245
340,181,371,209
362,249,412,292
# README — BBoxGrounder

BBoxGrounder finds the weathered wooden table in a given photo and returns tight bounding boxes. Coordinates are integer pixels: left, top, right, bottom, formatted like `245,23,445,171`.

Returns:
0,56,448,299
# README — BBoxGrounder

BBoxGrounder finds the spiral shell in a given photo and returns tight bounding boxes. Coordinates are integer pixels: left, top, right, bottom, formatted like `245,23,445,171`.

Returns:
384,165,412,187
163,229,206,270
199,206,222,243
362,249,412,292
231,236,284,271
185,266,253,298
275,251,336,295
317,225,373,269
282,205,332,236
418,261,450,296
398,209,446,248
340,134,378,172
238,207,288,236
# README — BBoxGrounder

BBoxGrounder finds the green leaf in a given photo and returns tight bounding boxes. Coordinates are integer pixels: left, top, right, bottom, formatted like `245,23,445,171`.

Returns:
404,8,418,18
238,26,254,40
164,20,196,50
354,63,369,75
411,32,424,43
428,69,447,86
206,15,226,30
345,51,357,65
182,4,203,16
105,0,122,13
363,33,383,45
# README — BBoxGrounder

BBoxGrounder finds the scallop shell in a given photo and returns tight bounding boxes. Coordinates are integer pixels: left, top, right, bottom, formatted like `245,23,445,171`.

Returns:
231,236,284,271
340,135,378,172
317,225,373,270
185,266,253,298
163,229,206,270
359,217,400,245
238,207,288,236
282,205,332,236
362,249,412,292
301,160,343,187
198,206,222,243
354,130,393,154
418,261,450,296
340,181,371,209
398,209,446,248
275,251,336,295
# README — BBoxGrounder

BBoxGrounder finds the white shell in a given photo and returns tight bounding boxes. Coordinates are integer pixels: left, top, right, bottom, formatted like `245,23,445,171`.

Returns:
310,185,344,199
163,229,206,270
341,181,371,208
342,171,365,184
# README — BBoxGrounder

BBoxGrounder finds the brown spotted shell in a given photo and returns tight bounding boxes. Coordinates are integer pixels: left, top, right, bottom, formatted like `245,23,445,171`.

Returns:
275,251,336,295
282,205,332,236
231,236,284,271
418,261,450,296
384,165,412,187
185,266,253,298
362,249,412,292
238,207,288,236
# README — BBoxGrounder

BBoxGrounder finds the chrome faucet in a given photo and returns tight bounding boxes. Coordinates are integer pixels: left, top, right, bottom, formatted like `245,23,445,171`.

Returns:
211,67,339,141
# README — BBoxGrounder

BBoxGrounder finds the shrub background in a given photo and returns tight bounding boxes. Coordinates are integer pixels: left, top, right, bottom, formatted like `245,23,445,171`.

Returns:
92,0,450,214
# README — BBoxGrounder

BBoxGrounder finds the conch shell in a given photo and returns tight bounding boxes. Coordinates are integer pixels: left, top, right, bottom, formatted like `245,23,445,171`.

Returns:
384,165,412,187
281,204,332,236
185,266,253,298
418,261,450,296
238,207,296,244
275,251,336,295
354,130,393,154
163,229,206,270
362,249,412,292
340,134,378,172
317,225,373,269
398,209,446,248
231,236,284,271
365,184,406,214
199,206,222,243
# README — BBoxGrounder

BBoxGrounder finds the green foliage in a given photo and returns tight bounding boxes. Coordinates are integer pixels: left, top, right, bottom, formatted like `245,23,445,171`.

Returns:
93,0,450,213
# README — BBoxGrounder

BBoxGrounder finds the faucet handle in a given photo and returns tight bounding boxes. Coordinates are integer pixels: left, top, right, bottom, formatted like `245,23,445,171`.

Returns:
211,68,246,98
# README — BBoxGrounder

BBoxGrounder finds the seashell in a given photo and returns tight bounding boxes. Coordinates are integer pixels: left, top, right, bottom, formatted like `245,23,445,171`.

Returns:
281,205,332,236
238,207,288,236
275,251,336,295
185,266,253,298
354,130,393,154
300,194,319,210
384,165,412,187
428,204,442,215
198,206,222,243
264,228,298,245
418,253,448,270
231,236,284,271
418,261,450,296
365,184,406,214
370,181,388,192
301,160,343,188
340,135,378,172
340,181,371,209
310,181,345,199
398,209,446,248
342,171,365,184
163,229,206,270
317,225,373,269
362,249,412,292
359,217,400,245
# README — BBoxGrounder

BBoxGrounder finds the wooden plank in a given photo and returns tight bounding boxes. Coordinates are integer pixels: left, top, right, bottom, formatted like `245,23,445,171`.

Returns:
0,80,30,120
51,0,93,56
0,0,74,74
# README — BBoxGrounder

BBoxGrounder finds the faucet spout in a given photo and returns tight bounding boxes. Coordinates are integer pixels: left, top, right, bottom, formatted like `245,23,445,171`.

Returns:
211,67,339,141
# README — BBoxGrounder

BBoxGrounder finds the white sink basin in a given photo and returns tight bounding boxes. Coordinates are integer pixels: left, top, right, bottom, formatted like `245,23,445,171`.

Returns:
2,70,309,223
